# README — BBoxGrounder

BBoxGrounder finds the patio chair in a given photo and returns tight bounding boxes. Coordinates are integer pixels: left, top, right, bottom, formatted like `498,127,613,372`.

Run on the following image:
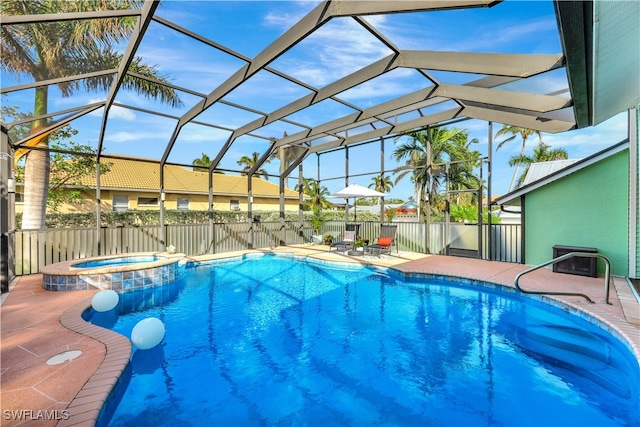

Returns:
364,224,398,257
330,224,360,252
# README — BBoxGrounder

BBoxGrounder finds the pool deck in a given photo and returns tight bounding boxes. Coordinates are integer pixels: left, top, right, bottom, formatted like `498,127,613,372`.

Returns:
1,246,639,426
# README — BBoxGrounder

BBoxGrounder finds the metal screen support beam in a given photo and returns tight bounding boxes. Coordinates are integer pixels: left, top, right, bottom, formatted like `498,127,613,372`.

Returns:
279,175,286,247
425,127,431,254
247,173,253,250
277,148,309,246
159,165,165,248
1,130,14,293
345,146,349,222
209,170,214,254
380,137,385,222
96,162,102,256
487,121,493,260
97,0,159,158
445,162,450,255
300,163,305,240
0,9,141,25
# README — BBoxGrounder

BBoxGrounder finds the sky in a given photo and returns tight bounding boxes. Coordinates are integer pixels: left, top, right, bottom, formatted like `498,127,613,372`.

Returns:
1,0,630,202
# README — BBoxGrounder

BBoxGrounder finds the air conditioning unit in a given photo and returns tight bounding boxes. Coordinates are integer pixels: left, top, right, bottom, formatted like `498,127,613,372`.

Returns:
552,245,597,278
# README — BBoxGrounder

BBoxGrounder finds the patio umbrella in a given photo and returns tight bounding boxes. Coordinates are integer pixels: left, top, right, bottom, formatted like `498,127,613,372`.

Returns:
329,184,386,221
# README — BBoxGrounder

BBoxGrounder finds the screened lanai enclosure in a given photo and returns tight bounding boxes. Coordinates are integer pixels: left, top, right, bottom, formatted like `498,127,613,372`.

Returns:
1,1,639,291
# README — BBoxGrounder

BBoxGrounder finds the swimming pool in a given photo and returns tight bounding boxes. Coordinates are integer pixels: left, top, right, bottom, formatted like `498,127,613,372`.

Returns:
88,254,639,426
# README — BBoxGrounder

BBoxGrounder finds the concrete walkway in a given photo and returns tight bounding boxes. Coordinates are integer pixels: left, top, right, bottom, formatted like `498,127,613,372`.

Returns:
1,247,638,426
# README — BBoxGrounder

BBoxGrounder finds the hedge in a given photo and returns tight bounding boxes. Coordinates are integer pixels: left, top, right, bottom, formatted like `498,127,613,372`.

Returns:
15,209,383,229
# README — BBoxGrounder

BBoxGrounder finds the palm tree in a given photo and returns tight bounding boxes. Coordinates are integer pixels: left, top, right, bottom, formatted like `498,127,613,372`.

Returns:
495,125,543,192
2,1,182,229
302,178,332,211
237,152,269,180
369,175,393,209
392,127,479,219
192,153,211,170
369,175,394,193
509,142,569,188
191,153,224,173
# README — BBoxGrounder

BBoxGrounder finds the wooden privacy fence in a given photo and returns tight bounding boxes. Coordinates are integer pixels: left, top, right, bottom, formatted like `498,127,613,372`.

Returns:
12,221,521,275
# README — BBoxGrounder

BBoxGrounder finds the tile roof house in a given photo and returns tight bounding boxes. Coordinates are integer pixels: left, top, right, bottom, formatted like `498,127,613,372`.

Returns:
16,157,301,214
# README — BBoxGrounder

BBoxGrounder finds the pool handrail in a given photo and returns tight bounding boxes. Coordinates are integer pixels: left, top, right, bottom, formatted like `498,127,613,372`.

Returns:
514,252,612,304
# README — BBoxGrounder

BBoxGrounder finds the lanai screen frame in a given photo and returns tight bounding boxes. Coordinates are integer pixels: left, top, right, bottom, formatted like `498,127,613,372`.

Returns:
1,0,604,289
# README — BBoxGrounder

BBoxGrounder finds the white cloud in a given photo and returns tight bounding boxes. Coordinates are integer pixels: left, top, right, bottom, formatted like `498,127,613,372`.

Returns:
105,131,139,143
108,105,137,121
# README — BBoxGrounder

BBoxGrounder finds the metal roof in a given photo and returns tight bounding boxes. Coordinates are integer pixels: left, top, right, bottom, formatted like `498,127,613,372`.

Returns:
2,0,639,181
494,139,629,205
521,159,581,187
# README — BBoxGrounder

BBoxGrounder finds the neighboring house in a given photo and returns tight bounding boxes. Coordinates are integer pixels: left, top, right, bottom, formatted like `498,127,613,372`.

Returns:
495,161,582,225
495,140,631,277
14,156,301,214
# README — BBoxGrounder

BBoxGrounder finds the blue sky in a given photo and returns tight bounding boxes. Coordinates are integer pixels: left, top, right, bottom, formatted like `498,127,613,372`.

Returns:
2,1,629,201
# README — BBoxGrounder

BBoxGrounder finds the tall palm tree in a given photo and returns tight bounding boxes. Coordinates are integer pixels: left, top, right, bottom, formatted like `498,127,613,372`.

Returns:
301,178,331,211
392,127,479,219
509,142,569,188
495,125,543,192
237,151,269,180
1,1,182,229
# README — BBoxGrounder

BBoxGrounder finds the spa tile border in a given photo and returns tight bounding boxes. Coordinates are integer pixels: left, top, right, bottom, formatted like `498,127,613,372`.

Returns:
41,252,184,292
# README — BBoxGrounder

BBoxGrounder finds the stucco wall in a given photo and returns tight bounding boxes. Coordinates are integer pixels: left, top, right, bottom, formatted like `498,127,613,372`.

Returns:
525,149,629,276
15,189,300,214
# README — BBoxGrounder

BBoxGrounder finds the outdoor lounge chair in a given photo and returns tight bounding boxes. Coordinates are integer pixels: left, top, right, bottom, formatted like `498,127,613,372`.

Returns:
364,224,397,257
330,224,360,252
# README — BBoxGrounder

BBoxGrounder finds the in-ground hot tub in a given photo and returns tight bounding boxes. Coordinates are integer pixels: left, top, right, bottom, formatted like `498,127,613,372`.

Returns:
41,252,185,292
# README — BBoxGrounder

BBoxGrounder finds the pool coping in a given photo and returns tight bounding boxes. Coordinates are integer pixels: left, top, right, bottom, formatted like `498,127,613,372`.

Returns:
3,246,639,426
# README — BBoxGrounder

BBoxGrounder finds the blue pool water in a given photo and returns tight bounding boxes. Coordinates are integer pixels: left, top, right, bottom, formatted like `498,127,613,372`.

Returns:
88,255,639,426
73,256,160,269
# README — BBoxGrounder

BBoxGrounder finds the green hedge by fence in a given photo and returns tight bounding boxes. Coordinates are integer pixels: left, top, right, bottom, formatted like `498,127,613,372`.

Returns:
15,209,382,229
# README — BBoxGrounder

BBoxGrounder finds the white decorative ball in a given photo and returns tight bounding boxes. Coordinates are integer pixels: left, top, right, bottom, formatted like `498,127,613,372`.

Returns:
131,317,165,350
91,290,119,312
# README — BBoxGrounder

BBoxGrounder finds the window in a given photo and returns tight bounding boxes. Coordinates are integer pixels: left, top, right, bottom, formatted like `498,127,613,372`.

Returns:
230,199,240,211
15,192,24,203
113,195,129,212
177,197,190,210
138,197,158,206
